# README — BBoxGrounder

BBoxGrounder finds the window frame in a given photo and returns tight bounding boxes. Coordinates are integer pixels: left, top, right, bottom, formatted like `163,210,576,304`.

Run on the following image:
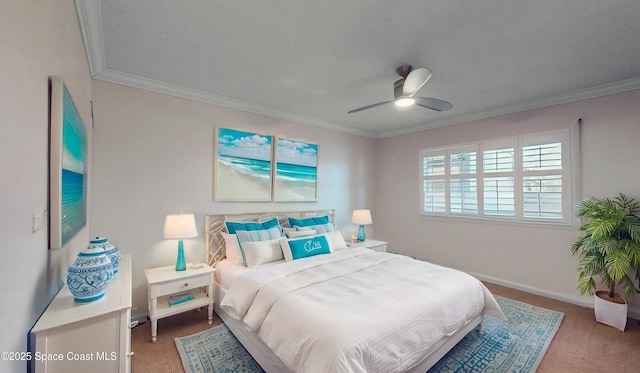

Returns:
419,127,579,227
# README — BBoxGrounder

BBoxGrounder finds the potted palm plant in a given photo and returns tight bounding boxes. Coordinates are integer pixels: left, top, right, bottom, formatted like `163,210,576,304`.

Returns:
571,193,640,331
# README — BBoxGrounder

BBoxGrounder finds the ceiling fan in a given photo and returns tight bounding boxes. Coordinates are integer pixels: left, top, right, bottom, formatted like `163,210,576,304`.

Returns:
348,65,453,114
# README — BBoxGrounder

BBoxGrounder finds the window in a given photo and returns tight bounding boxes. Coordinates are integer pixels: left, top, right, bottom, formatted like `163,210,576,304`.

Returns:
420,129,576,225
482,145,515,216
449,151,477,214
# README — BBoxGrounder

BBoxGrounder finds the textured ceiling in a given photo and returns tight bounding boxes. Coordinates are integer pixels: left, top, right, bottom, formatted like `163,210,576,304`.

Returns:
77,0,640,138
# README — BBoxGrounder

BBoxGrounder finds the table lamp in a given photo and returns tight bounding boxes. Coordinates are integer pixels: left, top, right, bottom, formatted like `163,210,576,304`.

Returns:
164,213,198,271
351,209,372,242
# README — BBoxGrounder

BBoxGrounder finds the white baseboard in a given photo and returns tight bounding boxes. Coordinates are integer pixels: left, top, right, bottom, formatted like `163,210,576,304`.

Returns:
470,272,640,322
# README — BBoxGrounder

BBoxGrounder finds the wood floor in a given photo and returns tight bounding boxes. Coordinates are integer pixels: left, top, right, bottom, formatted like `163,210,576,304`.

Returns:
130,282,640,372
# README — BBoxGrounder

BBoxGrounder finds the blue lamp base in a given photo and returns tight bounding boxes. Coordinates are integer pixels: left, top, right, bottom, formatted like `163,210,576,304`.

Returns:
176,239,186,271
357,225,366,242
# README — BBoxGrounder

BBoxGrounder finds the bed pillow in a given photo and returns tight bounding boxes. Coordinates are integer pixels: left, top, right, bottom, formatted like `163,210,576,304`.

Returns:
295,222,335,234
221,232,243,264
285,229,317,238
324,230,348,250
238,238,283,267
294,225,315,231
226,217,280,234
280,235,331,261
287,215,329,227
282,227,298,237
236,226,282,266
236,226,282,242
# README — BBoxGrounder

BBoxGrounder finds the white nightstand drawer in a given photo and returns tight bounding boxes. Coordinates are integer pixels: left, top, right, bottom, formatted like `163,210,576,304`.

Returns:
367,243,387,252
153,274,211,297
348,239,387,252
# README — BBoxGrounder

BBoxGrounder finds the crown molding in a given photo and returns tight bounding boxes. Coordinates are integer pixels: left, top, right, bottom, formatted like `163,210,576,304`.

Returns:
91,68,372,138
91,67,640,140
77,1,640,140
76,0,105,76
376,77,640,138
75,0,372,137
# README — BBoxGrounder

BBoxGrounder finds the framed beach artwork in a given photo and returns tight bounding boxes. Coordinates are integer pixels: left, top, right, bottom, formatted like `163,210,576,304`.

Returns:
49,76,88,249
274,136,318,202
214,127,273,201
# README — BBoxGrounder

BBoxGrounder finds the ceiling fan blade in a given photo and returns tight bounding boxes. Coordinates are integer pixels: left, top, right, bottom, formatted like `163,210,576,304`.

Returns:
348,100,393,114
414,97,453,111
402,68,432,97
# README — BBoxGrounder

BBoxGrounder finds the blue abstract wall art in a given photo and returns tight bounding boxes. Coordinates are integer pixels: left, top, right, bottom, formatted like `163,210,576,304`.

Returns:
49,76,87,249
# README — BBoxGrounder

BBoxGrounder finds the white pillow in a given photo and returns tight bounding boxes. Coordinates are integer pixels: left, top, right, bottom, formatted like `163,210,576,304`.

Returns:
240,238,283,267
221,232,243,264
286,229,317,238
294,226,315,231
324,230,348,250
295,222,335,233
282,227,298,237
236,227,283,266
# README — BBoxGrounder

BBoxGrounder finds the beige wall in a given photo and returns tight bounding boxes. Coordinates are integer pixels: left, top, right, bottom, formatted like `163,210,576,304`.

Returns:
90,80,377,317
376,89,640,317
0,1,93,370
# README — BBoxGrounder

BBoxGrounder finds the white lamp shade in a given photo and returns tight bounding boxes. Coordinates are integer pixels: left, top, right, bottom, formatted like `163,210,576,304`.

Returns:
351,209,373,225
163,213,198,239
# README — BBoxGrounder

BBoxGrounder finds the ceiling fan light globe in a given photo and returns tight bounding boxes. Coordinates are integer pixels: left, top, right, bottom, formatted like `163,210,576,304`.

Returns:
395,97,415,107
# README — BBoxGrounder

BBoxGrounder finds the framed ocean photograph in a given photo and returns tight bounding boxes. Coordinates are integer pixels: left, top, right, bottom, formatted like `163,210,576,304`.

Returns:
214,127,273,201
274,136,318,202
49,76,88,249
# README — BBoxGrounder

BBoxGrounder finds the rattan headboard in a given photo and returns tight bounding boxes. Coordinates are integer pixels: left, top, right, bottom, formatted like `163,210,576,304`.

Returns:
204,209,336,267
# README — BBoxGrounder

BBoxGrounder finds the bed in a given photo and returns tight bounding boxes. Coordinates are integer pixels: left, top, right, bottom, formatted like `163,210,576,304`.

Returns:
205,209,504,373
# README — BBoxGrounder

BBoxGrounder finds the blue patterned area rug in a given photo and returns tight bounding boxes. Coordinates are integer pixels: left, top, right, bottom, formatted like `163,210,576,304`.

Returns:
174,323,264,373
175,296,563,373
429,296,564,372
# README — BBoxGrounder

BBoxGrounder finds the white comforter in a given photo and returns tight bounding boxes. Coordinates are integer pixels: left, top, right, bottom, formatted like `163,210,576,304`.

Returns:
221,248,504,373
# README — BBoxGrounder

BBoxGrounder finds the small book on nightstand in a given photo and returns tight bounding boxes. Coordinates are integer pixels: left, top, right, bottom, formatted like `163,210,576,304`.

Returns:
167,291,195,306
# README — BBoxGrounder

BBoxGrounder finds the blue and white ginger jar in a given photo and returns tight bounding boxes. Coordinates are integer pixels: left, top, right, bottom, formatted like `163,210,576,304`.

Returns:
90,237,121,275
66,246,113,303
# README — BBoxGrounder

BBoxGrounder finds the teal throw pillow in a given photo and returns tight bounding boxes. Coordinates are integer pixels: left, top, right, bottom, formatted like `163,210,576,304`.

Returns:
285,235,331,260
226,217,280,234
287,215,329,227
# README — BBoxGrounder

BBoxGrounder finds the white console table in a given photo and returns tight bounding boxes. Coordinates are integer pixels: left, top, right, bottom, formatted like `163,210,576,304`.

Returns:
31,254,132,373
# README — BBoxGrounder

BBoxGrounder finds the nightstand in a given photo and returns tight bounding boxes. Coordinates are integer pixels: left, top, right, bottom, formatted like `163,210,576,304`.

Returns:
348,239,387,252
144,264,214,342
